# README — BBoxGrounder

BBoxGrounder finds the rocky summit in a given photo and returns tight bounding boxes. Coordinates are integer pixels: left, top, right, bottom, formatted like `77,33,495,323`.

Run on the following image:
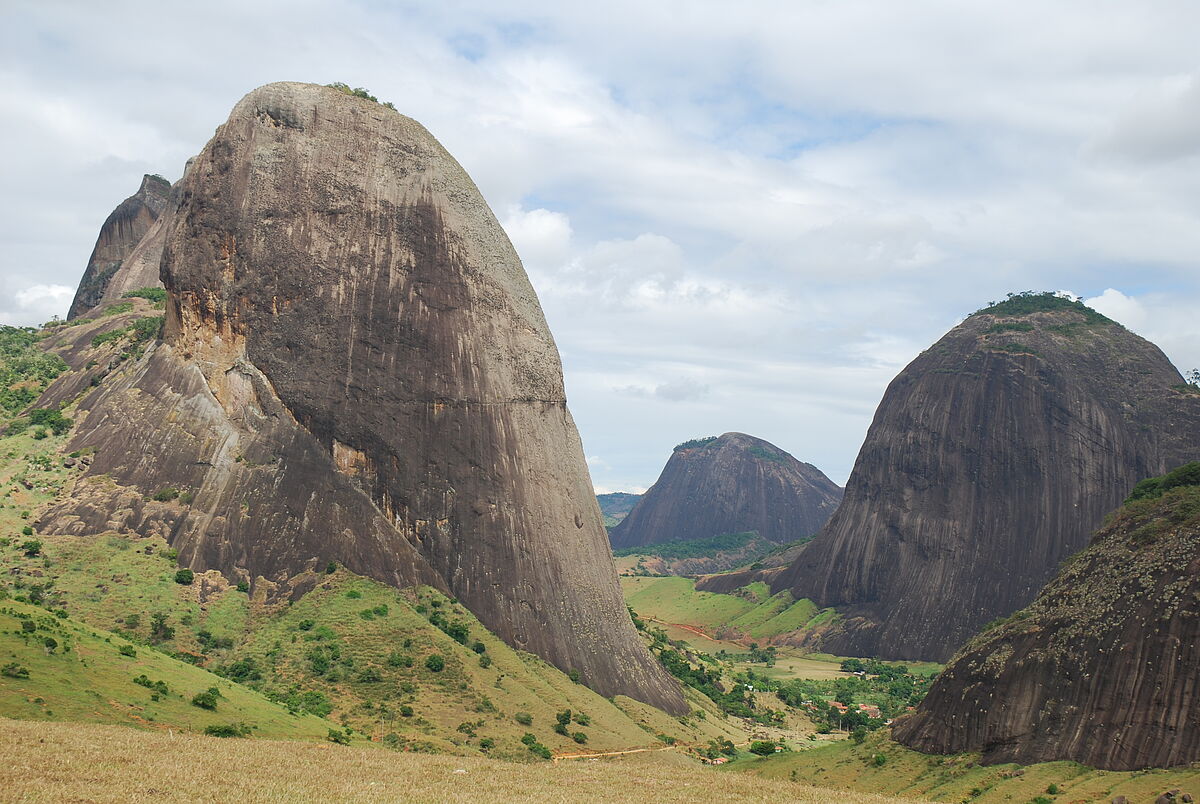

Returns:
894,463,1200,770
609,432,842,551
40,82,685,713
67,174,172,319
769,293,1200,662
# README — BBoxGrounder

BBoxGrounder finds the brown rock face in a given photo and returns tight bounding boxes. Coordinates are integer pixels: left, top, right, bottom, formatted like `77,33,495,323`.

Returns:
609,433,843,550
67,174,171,319
894,469,1200,770
43,82,685,713
771,296,1200,662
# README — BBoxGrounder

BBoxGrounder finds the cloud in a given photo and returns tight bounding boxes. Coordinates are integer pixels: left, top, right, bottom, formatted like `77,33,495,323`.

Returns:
2,1,1199,493
0,284,74,327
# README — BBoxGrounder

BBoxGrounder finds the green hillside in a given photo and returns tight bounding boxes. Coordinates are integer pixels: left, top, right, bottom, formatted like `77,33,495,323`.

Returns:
0,598,337,741
729,730,1200,804
621,576,834,641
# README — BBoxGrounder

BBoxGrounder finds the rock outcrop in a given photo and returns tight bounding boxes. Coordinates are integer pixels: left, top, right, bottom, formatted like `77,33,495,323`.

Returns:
609,432,842,550
770,294,1200,662
894,464,1200,770
67,174,171,319
42,82,685,713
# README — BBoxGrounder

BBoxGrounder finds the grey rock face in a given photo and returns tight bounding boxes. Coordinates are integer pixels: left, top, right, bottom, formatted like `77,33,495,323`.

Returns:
68,174,171,319
772,302,1200,662
46,82,685,713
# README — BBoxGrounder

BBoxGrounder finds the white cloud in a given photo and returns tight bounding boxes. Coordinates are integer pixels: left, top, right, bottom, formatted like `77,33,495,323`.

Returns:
3,1,1199,492
0,284,74,327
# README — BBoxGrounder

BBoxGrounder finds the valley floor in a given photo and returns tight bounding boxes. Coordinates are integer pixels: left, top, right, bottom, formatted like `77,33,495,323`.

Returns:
1,717,926,803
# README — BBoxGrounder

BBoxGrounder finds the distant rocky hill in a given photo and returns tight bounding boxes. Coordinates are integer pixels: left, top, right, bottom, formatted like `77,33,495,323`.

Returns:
38,81,684,714
597,492,641,527
765,293,1200,662
609,432,842,551
894,463,1200,770
67,174,171,319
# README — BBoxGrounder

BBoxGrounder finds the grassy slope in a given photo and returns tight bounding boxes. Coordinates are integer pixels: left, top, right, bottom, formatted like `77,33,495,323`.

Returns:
0,599,335,741
621,576,832,640
1,718,926,804
0,404,743,757
729,731,1200,804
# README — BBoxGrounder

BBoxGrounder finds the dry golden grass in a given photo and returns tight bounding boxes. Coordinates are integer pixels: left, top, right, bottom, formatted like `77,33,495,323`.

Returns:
1,717,927,803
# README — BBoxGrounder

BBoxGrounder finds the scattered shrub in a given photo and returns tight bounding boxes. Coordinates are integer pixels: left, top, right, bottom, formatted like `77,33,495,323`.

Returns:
326,728,351,745
345,590,362,599
399,705,414,718
514,712,532,726
572,732,588,744
204,723,251,738
133,674,169,695
118,644,136,657
471,640,486,654
21,620,36,633
872,753,887,767
21,525,33,536
174,569,194,585
191,687,220,710
478,654,492,668
235,581,249,593
479,737,495,750
424,654,445,672
20,540,42,557
1,662,30,679
154,487,180,502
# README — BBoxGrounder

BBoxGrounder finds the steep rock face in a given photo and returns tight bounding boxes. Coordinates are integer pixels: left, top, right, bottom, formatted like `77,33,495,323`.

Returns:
67,174,171,319
609,432,843,550
894,467,1200,770
772,296,1200,662
42,82,685,713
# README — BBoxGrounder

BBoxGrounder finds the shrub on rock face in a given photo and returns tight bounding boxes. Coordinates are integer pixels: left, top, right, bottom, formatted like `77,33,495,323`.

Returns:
174,569,194,585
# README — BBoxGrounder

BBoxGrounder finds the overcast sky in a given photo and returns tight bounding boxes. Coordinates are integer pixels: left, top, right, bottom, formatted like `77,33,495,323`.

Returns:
3,1,1199,491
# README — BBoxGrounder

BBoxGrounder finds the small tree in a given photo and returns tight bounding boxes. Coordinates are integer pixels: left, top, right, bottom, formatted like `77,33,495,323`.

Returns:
749,740,776,756
191,688,220,710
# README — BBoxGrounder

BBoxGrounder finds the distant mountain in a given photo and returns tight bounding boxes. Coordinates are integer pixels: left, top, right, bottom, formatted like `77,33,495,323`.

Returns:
608,432,842,551
767,293,1200,662
894,463,1200,770
596,492,641,527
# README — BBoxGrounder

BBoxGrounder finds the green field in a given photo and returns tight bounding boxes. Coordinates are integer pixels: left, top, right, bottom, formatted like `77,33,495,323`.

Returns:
620,576,835,641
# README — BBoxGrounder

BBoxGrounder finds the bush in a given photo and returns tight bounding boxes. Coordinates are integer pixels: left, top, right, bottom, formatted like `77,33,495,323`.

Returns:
191,688,220,710
1,662,29,679
424,654,445,672
572,732,588,744
122,288,167,303
28,407,72,436
851,726,868,745
478,654,492,668
43,637,58,652
204,723,251,738
133,674,169,695
572,712,591,726
479,737,495,750
21,620,36,633
749,740,776,756
118,644,136,657
872,753,887,767
471,640,486,654
399,705,414,717
325,562,337,574
236,581,249,593
297,619,315,631
515,712,533,726
154,487,180,502
174,569,194,585
20,540,42,557
345,590,362,599
326,728,351,745
21,526,33,536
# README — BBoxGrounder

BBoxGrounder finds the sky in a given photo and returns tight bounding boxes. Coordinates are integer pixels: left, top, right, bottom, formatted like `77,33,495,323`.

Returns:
2,1,1199,492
